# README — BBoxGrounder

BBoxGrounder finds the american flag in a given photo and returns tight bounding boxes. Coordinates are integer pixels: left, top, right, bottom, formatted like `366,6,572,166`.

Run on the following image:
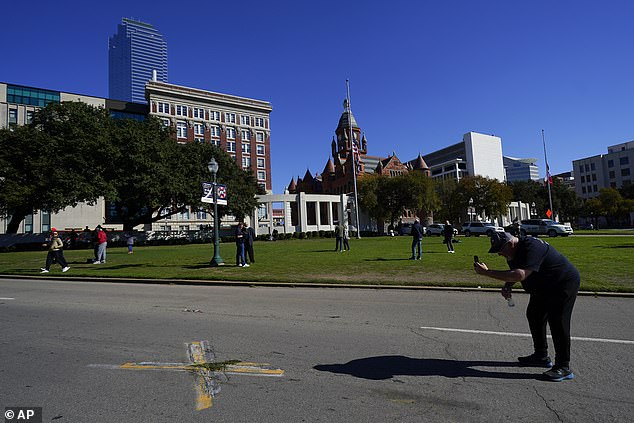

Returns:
351,140,361,172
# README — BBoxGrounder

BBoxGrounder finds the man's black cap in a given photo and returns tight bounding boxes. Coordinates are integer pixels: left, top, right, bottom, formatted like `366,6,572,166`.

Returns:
488,231,514,253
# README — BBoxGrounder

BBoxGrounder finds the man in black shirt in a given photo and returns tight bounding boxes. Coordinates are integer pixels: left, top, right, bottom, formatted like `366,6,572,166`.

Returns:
410,218,423,260
474,232,580,382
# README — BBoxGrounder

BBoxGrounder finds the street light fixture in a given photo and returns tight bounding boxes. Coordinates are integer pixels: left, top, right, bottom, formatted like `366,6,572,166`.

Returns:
208,158,224,266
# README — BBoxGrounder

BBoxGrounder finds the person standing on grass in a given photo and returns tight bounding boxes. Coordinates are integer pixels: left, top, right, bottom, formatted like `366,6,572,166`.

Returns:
334,224,342,252
410,218,423,260
40,228,70,273
93,226,108,264
235,223,249,267
443,220,455,253
244,222,256,264
342,224,351,251
474,232,580,382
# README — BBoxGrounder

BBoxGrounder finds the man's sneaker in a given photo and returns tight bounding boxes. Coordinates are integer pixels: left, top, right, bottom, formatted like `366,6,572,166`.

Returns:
40,269,49,273
518,353,553,368
243,263,250,268
62,266,70,273
92,261,101,264
543,366,574,382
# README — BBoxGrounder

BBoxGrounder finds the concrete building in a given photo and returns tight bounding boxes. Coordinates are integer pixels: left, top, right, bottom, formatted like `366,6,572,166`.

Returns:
1,79,273,234
422,132,505,182
573,141,633,199
109,18,168,104
503,156,540,182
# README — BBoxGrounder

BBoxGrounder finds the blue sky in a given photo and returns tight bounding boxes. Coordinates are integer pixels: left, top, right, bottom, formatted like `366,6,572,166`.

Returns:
3,0,633,193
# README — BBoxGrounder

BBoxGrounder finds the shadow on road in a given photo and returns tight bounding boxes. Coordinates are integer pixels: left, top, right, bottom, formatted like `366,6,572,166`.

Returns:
314,355,539,380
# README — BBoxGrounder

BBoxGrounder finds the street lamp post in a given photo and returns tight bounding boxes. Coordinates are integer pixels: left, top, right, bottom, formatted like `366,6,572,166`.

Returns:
468,197,474,222
208,158,224,266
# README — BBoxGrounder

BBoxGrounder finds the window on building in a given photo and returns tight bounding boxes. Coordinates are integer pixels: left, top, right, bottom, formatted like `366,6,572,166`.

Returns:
180,209,190,220
8,109,18,124
196,209,207,220
241,129,250,141
593,185,598,192
209,110,220,121
24,213,33,233
256,144,265,155
225,113,236,123
176,105,188,116
620,157,630,165
242,143,251,154
609,171,615,179
240,115,250,125
194,123,204,136
255,117,265,127
581,176,585,183
608,159,614,168
592,174,597,182
579,165,584,174
259,183,266,191
41,211,51,233
210,126,220,137
242,156,251,169
582,186,586,194
211,139,220,147
257,158,265,168
591,163,595,171
610,182,617,188
161,118,171,127
585,164,590,172
176,122,188,139
195,138,204,143
226,127,236,139
622,168,631,177
26,110,34,124
257,170,266,181
227,141,236,152
193,107,205,119
256,132,264,142
157,102,170,114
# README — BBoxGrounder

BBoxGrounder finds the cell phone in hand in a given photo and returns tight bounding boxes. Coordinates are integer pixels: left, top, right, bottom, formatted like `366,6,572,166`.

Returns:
473,255,479,263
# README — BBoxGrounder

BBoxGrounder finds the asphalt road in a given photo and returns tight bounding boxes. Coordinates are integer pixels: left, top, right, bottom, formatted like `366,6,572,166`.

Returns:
1,278,632,423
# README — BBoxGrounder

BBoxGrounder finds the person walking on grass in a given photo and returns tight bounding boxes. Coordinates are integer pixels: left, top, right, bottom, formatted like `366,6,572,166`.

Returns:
40,228,70,273
443,220,455,253
474,232,580,382
126,232,135,254
410,218,423,260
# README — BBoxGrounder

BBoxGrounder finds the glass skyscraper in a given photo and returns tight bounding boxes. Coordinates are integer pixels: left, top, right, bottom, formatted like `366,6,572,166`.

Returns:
109,18,167,104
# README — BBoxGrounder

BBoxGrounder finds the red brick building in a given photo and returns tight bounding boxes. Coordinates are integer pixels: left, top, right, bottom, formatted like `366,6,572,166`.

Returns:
289,99,430,194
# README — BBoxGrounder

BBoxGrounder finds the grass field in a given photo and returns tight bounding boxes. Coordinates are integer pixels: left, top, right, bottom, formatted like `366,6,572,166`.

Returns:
1,235,632,292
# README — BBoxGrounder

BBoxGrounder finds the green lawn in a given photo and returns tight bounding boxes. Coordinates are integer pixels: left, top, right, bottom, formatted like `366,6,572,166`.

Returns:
1,235,633,292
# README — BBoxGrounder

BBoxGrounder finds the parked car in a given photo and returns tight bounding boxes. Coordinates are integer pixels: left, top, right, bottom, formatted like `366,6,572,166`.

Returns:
426,223,458,237
519,219,573,237
398,223,426,236
460,222,504,237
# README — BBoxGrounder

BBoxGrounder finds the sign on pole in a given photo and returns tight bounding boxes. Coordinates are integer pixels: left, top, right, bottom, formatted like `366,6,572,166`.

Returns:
201,182,227,205
546,209,552,218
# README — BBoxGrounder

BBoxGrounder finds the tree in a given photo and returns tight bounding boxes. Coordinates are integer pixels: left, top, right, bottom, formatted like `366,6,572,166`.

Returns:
0,102,114,233
403,172,440,220
455,176,512,221
433,178,460,223
106,118,263,230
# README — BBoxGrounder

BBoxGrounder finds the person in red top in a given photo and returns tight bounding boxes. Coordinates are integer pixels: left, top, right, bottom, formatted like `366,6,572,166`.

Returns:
93,225,108,264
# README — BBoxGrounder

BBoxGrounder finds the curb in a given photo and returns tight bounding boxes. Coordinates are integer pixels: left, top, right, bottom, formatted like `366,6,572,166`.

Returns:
1,274,633,298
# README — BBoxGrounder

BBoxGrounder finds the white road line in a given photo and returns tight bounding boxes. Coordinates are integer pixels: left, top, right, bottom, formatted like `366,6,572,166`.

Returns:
0,297,15,300
419,326,634,345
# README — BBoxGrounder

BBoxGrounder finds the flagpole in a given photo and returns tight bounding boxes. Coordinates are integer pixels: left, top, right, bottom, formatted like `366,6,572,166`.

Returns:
347,79,361,239
542,129,554,218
